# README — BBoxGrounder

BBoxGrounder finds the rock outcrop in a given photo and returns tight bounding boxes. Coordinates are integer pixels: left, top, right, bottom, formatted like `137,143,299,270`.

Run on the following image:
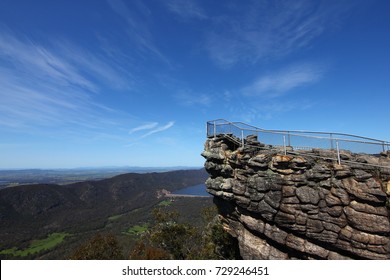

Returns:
202,134,390,259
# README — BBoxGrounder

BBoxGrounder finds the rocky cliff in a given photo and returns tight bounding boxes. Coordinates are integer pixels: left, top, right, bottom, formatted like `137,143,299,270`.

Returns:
202,134,390,259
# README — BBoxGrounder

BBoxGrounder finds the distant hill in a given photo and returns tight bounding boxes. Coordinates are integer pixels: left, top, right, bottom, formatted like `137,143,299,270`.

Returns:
0,169,208,249
0,166,201,188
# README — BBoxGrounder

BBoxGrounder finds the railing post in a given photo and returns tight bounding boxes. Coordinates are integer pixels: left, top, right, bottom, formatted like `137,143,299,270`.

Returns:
213,121,216,137
241,130,245,148
287,131,291,147
283,135,287,155
336,141,341,165
330,133,334,150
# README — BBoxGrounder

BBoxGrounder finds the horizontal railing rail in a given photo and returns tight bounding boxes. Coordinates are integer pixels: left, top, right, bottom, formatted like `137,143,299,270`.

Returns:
206,119,390,167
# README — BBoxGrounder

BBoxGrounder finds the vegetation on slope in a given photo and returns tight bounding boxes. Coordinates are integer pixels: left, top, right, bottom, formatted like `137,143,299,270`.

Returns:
0,169,208,250
0,169,241,259
69,205,240,260
0,232,71,257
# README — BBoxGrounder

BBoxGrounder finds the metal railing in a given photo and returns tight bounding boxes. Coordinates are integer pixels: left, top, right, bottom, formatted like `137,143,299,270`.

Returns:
206,119,390,166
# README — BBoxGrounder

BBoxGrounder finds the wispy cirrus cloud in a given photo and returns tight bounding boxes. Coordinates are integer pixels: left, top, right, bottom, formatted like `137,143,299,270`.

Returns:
165,0,208,20
0,29,133,136
217,63,323,122
0,31,97,92
54,40,133,91
242,63,325,98
141,121,175,138
174,90,211,106
205,0,352,68
107,0,170,64
129,121,175,139
129,122,158,134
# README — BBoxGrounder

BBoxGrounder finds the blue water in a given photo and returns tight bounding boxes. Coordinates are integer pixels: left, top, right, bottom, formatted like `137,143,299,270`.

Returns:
173,184,211,197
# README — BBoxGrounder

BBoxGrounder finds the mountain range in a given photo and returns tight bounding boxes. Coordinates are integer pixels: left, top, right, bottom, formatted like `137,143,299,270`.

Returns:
0,169,208,254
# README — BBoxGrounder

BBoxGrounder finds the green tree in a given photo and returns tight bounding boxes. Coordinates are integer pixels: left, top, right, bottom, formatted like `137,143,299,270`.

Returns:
203,218,241,259
150,208,200,259
69,233,124,260
129,240,171,260
129,207,241,260
198,206,241,259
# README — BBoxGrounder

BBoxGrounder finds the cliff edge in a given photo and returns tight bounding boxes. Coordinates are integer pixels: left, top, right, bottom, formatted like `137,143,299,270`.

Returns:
202,134,390,259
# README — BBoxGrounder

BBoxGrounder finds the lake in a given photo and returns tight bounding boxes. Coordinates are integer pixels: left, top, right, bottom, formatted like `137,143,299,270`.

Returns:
173,183,211,197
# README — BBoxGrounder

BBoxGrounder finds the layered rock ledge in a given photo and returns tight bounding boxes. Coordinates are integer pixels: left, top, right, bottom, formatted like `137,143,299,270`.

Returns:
202,134,390,259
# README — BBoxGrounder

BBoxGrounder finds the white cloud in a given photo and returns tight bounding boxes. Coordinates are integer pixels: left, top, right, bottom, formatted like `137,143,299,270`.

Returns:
242,63,324,97
55,40,132,91
141,121,175,138
107,0,170,65
0,29,134,137
175,90,211,106
205,0,351,68
126,121,176,144
129,122,158,134
165,0,207,20
0,31,97,92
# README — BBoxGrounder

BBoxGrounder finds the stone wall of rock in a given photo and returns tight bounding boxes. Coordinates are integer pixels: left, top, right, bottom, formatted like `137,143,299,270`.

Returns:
202,135,390,259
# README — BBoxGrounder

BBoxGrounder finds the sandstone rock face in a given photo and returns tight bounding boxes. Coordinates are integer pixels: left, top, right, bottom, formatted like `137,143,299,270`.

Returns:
202,135,390,259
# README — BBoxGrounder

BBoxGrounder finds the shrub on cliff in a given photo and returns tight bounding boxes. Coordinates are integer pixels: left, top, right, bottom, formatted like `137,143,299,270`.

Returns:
129,207,241,260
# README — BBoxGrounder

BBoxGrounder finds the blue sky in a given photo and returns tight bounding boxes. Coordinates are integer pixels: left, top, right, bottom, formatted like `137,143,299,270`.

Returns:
0,0,389,169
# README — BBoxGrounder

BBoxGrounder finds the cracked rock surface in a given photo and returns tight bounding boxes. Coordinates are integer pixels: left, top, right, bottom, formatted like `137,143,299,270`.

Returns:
202,135,390,259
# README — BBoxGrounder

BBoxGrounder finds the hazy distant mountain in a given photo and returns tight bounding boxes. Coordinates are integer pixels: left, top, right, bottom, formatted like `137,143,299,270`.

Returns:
0,169,208,247
0,166,203,188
